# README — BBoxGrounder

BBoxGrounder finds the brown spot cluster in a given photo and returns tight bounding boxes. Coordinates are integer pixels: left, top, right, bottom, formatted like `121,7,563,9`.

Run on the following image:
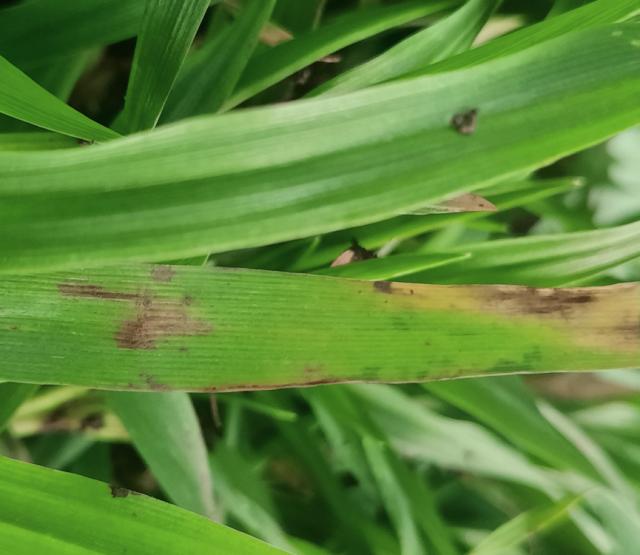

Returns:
58,282,212,350
485,286,594,316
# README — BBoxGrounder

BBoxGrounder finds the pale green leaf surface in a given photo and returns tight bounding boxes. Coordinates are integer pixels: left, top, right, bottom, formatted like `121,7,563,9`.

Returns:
0,56,119,142
2,25,640,272
413,0,640,75
120,0,210,132
107,391,216,518
0,455,286,554
406,219,640,286
425,378,599,477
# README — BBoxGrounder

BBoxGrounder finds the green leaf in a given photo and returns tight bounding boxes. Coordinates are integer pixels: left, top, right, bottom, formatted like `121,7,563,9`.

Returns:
1,264,637,391
107,391,217,518
163,0,277,121
120,0,210,132
210,443,297,551
0,455,287,554
469,496,581,555
0,0,144,67
362,437,427,555
224,0,457,109
318,253,470,280
288,178,578,271
310,0,501,97
2,24,640,271
406,219,640,286
0,132,79,151
416,0,640,74
0,56,119,142
425,377,599,478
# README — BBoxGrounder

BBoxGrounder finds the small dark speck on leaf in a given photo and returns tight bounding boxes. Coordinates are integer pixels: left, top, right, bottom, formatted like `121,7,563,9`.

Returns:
373,281,392,294
110,485,134,498
451,109,478,135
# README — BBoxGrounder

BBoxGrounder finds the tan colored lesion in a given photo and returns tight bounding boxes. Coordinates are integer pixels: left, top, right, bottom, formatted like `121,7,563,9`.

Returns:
479,283,639,353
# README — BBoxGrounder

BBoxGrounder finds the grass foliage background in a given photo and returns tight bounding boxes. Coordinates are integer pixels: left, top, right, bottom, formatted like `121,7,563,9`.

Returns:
1,0,640,553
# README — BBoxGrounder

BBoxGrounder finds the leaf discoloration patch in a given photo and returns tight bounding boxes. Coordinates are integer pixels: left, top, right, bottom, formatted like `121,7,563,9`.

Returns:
58,282,213,350
373,280,392,294
151,265,176,282
116,295,212,350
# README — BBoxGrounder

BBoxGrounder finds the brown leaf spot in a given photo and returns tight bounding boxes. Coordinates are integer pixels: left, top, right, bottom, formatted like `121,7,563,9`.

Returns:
110,485,132,498
140,372,169,391
373,281,393,294
115,295,212,350
58,283,140,301
451,109,478,135
486,287,594,316
151,265,176,283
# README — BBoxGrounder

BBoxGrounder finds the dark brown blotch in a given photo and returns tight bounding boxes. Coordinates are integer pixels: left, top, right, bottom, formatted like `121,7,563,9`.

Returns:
373,280,392,294
451,109,478,135
58,283,140,301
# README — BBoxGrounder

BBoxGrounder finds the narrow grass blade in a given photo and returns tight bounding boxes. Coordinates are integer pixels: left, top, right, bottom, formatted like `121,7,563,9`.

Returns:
2,25,639,271
310,0,500,97
288,178,578,271
469,496,581,555
318,253,470,280
416,0,640,74
0,56,119,142
163,0,277,121
425,378,599,478
0,265,638,391
363,437,427,555
406,219,640,286
107,391,216,519
224,0,456,109
120,0,210,132
210,443,297,551
0,455,287,554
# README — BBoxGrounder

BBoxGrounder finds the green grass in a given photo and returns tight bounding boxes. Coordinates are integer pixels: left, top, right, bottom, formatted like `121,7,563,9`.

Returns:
1,0,640,553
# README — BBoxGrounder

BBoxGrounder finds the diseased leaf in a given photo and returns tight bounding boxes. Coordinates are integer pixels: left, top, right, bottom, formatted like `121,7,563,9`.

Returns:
0,265,637,391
